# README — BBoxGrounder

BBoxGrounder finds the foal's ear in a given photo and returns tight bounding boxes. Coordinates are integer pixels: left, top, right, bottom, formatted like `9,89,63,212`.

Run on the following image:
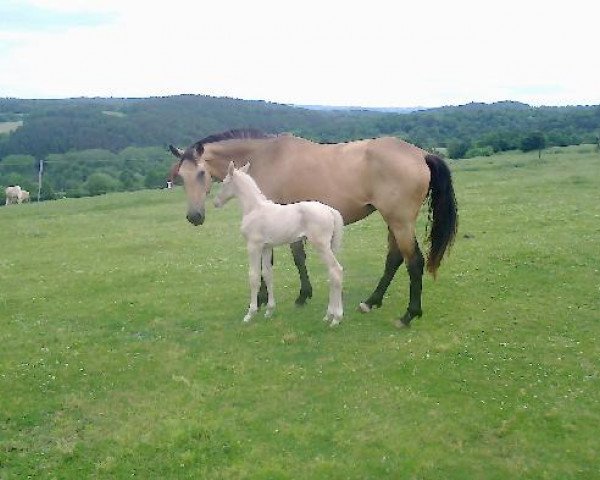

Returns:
169,145,184,159
227,161,235,176
240,162,251,174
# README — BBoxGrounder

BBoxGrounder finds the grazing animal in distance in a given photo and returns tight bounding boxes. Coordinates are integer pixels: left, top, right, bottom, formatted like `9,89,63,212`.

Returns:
214,161,344,326
5,185,25,205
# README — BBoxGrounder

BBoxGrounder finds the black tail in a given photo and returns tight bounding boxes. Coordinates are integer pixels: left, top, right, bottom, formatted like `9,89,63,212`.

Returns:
424,154,458,276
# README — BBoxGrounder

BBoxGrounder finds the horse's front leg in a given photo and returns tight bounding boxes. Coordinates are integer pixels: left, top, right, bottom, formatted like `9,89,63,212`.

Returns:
257,248,274,307
290,240,313,305
244,243,262,323
261,247,276,318
359,228,404,312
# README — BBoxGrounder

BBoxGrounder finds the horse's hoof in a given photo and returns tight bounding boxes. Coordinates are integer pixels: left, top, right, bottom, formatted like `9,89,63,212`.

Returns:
394,319,410,329
358,302,371,313
265,308,275,319
323,314,332,323
329,318,341,327
395,310,422,328
295,287,313,306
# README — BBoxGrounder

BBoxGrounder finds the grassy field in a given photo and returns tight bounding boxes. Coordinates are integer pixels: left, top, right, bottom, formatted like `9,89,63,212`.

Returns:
0,122,23,135
1,147,599,479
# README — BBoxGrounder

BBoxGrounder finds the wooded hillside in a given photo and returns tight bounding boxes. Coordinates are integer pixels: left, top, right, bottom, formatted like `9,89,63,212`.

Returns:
1,95,599,201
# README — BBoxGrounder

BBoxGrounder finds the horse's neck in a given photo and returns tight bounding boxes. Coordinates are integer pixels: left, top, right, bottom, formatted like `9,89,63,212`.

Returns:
206,140,266,179
234,174,269,215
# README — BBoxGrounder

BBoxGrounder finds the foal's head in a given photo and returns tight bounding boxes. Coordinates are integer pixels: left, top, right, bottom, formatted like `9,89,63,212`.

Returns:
169,143,212,226
214,162,250,208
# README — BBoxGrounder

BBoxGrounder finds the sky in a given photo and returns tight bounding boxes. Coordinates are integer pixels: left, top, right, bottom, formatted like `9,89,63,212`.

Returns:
1,0,599,108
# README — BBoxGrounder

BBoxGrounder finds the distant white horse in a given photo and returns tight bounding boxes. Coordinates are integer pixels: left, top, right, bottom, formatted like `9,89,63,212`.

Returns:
214,162,345,326
5,185,29,205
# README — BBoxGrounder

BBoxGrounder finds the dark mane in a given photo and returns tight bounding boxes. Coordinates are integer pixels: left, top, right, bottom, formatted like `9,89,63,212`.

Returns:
197,128,274,148
181,128,275,161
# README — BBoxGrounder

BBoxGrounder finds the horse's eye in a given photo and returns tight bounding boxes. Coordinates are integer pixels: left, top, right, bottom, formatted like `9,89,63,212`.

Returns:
197,170,205,181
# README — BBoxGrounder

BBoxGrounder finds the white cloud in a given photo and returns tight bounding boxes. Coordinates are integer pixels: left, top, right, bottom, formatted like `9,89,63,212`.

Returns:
1,0,599,106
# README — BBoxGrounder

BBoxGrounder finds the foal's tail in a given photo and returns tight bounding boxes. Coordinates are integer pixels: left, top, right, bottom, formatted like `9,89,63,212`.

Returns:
424,154,458,276
330,208,344,254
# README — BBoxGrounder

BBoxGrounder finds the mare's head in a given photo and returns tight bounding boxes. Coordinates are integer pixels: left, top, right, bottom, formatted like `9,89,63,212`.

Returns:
213,162,250,208
169,143,212,226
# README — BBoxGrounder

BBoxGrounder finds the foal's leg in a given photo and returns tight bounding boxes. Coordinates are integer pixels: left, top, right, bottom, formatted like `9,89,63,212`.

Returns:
359,228,404,313
261,247,276,318
312,242,344,326
244,243,262,323
290,240,313,305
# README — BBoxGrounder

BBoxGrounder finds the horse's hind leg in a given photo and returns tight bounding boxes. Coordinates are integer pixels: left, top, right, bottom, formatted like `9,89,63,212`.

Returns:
261,247,276,318
389,222,424,327
290,240,313,306
399,240,424,327
359,228,404,312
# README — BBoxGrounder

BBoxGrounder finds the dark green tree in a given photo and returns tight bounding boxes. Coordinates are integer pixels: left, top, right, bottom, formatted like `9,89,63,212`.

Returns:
447,140,471,159
86,172,121,196
521,131,546,158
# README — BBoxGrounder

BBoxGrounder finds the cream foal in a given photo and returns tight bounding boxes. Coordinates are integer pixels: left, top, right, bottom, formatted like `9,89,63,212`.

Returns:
214,162,344,326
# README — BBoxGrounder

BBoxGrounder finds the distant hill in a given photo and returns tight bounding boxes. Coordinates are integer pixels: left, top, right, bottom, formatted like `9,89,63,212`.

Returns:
1,95,599,160
1,95,599,203
297,105,423,114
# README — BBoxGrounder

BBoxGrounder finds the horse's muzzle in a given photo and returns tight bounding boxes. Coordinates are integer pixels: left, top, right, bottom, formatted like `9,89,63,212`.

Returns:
186,211,205,226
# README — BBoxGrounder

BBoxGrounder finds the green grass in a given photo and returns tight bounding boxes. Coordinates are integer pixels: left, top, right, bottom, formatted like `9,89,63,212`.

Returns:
1,148,599,479
0,121,23,135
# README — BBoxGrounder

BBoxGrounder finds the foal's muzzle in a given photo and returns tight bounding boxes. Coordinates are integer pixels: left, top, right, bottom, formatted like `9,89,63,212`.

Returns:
186,211,205,226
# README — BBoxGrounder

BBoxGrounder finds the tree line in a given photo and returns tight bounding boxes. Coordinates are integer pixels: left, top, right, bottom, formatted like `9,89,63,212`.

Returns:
1,95,599,202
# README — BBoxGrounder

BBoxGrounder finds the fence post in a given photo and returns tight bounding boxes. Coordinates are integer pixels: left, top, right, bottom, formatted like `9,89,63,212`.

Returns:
37,159,44,202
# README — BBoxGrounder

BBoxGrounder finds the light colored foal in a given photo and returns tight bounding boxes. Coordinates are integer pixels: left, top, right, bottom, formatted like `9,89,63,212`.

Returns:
214,162,344,326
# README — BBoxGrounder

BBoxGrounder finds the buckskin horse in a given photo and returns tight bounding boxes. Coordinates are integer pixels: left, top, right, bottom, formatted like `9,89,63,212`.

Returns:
169,129,457,327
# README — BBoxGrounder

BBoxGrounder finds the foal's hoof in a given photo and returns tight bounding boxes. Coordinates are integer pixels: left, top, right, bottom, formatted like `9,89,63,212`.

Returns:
323,313,342,327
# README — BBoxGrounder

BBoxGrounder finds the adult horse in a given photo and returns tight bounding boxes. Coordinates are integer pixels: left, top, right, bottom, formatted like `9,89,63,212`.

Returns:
169,129,458,327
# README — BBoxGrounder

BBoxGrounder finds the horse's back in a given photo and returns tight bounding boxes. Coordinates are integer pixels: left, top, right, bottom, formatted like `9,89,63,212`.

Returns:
250,135,431,225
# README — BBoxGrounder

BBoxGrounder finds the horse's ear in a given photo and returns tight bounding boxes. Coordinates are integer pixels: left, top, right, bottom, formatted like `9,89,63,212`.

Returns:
169,145,184,159
240,162,251,174
227,161,235,176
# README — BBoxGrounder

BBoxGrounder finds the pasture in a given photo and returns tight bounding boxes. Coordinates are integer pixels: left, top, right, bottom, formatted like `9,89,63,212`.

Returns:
0,122,23,135
1,147,599,478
